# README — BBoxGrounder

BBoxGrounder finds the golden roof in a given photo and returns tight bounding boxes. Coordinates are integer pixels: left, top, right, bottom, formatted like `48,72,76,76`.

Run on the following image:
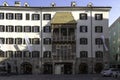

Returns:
51,12,76,24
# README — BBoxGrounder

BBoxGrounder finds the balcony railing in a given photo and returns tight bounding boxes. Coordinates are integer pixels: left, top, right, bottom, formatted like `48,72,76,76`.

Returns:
53,36,75,41
52,54,75,60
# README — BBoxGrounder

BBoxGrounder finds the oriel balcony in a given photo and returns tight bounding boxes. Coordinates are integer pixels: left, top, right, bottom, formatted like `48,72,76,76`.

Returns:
53,36,75,42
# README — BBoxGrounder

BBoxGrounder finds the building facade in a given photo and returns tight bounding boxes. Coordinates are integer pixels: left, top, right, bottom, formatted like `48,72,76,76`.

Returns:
109,17,120,68
0,2,111,74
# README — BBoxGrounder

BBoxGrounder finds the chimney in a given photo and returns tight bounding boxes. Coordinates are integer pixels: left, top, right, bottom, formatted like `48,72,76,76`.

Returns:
71,1,76,7
87,2,93,7
14,1,21,6
3,1,8,6
24,2,29,7
51,2,56,7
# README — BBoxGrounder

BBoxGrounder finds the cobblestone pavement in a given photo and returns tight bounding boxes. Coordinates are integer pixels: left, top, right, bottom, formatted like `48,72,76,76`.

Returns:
0,74,119,80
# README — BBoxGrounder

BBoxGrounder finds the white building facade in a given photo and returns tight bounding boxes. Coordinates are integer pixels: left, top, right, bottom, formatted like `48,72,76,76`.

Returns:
0,2,111,74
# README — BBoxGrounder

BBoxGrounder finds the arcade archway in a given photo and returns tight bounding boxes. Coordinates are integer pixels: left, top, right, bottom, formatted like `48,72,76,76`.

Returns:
94,63,103,73
21,62,32,74
79,63,88,74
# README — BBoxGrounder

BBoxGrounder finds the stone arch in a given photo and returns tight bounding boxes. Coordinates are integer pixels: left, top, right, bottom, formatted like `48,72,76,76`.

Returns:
43,63,53,74
79,63,88,74
20,62,32,74
94,63,103,73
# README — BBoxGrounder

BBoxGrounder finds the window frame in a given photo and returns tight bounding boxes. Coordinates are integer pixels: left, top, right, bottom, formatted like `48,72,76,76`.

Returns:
0,38,5,44
15,38,22,44
80,51,88,58
32,51,40,58
80,38,88,45
32,26,39,32
43,14,51,20
80,26,87,32
95,51,103,58
43,26,51,33
0,13,4,19
15,51,22,58
43,51,51,58
24,26,31,32
6,38,14,44
95,26,103,33
15,13,22,20
0,51,4,57
26,13,30,20
32,38,40,44
6,51,13,58
95,14,103,20
32,14,40,20
43,38,51,45
79,13,87,20
0,25,5,32
95,38,103,45
6,13,14,20
23,51,31,58
6,25,14,32
15,26,22,32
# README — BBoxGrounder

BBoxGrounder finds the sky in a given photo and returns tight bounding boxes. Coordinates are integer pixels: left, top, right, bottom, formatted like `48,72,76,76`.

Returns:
0,0,120,26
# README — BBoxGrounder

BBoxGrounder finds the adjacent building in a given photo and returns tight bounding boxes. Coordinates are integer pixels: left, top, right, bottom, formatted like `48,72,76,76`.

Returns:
109,17,120,68
0,1,111,74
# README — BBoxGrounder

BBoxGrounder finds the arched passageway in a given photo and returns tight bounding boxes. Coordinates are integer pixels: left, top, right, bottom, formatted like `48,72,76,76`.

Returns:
79,63,88,74
20,62,32,74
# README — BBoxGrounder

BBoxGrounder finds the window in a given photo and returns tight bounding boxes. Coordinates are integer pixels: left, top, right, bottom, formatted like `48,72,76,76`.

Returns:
43,14,51,20
32,14,40,20
43,26,51,32
80,26,87,32
26,13,30,20
24,26,31,32
80,13,87,20
80,51,88,58
0,38,5,44
32,38,40,44
6,13,14,20
95,14,103,20
43,51,51,58
24,38,31,44
15,26,22,32
6,51,13,58
0,25,5,32
6,38,14,44
43,38,51,44
0,13,4,19
15,13,22,20
32,26,39,32
80,38,88,45
32,51,39,58
61,28,67,36
68,28,75,36
15,38,22,44
0,51,4,57
95,38,103,45
23,51,31,58
15,51,22,58
6,25,14,32
95,26,103,33
95,51,103,58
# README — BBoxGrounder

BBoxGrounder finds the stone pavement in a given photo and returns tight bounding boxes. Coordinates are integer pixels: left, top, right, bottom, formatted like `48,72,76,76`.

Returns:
0,74,119,80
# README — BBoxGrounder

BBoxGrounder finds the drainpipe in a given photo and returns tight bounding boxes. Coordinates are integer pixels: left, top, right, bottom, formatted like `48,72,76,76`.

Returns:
90,7,93,74
40,7,43,74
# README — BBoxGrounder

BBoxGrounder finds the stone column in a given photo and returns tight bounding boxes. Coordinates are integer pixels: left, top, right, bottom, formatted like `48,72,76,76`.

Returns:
72,62,75,74
52,62,55,74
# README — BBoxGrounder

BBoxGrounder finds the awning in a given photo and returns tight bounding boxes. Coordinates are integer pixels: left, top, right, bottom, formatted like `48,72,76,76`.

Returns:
51,12,76,24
